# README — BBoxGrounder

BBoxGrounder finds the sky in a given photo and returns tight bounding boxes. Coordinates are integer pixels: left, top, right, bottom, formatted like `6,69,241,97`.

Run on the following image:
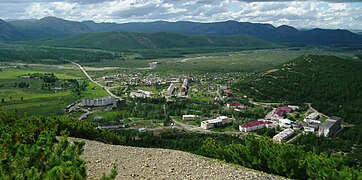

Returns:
1,0,362,29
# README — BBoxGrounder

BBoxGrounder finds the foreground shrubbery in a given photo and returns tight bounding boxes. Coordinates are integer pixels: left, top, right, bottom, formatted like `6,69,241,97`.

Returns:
0,110,124,179
0,110,86,179
201,136,362,180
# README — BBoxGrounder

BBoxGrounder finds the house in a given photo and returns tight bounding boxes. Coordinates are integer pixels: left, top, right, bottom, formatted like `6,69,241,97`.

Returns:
279,118,293,128
103,76,115,80
97,122,125,130
200,116,229,130
272,106,293,119
288,105,300,111
130,90,154,98
179,87,187,96
182,115,198,120
318,117,342,137
138,128,147,133
303,124,319,133
273,129,294,143
304,112,321,124
223,89,233,95
239,120,273,132
226,102,246,110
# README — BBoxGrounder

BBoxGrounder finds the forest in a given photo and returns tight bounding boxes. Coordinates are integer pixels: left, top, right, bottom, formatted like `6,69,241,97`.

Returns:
0,44,122,64
233,54,362,169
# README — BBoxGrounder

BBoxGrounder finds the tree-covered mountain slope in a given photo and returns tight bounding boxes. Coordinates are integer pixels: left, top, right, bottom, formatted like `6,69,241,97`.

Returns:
0,19,23,41
8,17,92,39
234,54,362,124
30,31,280,51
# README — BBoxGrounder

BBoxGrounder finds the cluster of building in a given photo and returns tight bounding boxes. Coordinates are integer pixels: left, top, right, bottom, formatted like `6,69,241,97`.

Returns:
82,96,125,108
237,105,342,143
200,116,229,130
130,90,154,98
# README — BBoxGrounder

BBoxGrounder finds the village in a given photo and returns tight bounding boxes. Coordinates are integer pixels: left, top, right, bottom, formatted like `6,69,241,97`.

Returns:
64,70,343,144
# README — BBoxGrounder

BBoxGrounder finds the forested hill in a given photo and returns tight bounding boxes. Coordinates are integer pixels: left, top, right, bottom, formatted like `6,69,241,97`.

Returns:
28,32,280,51
0,19,23,41
233,54,362,125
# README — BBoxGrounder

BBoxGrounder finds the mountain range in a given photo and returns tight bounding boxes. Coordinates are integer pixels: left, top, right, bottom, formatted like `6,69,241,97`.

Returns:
1,16,362,46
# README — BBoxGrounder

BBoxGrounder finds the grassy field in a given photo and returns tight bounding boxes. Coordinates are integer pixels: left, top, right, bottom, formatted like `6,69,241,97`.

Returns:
80,81,109,98
0,66,108,115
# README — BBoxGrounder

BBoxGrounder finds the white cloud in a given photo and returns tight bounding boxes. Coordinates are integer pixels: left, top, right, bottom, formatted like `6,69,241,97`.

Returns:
0,0,359,29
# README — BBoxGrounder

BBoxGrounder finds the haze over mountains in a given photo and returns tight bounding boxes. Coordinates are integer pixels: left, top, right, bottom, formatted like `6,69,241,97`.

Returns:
1,16,362,46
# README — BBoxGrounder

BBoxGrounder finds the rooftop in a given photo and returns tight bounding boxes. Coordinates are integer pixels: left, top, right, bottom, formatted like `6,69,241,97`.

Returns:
240,121,272,128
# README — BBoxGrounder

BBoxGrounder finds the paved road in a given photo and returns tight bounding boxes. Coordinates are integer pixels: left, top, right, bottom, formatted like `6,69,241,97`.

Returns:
67,60,122,99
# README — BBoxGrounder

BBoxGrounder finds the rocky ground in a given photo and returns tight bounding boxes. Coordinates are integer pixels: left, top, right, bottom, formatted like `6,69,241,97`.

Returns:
72,138,286,180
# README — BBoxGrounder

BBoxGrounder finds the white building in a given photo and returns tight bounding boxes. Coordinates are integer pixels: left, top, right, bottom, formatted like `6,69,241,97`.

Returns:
130,90,154,98
82,96,125,108
182,115,198,120
239,120,273,132
279,118,293,128
318,117,342,137
82,96,115,107
226,102,246,110
304,112,321,124
167,83,176,96
273,129,294,143
200,116,229,130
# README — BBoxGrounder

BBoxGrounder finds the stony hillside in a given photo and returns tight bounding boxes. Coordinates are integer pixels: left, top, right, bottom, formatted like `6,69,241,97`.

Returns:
74,138,285,180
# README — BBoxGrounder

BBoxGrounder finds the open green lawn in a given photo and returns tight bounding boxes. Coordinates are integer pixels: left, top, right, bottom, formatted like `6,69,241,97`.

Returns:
80,82,109,98
0,67,83,79
154,49,303,74
0,66,109,115
87,110,120,123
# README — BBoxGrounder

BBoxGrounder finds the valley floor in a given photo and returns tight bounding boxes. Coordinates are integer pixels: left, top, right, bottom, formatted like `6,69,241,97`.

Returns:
72,138,285,180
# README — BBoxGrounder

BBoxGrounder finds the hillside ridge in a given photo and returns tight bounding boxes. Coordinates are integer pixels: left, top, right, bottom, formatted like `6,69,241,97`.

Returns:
74,138,285,180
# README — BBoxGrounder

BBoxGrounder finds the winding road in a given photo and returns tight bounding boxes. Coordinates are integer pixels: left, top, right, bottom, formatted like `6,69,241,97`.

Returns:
67,60,122,99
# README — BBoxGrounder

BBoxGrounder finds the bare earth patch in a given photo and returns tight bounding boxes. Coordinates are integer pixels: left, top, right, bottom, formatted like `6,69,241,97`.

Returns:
72,138,286,180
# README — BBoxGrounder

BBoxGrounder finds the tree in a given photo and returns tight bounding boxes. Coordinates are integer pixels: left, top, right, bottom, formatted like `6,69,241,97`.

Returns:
1,98,4,103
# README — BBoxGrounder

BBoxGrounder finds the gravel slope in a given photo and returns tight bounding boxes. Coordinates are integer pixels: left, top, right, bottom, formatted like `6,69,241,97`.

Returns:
73,138,286,180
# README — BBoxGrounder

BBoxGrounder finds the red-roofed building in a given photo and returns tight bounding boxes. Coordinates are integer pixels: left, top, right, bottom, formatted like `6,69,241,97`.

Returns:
239,120,273,132
223,89,233,94
272,106,293,119
226,102,246,110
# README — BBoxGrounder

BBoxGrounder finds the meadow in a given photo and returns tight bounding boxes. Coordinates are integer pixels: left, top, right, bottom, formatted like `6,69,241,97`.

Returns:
0,65,108,115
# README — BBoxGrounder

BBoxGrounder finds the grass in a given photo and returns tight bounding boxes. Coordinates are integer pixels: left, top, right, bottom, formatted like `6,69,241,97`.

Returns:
0,66,109,115
81,82,109,98
154,49,303,74
82,59,151,68
87,110,120,123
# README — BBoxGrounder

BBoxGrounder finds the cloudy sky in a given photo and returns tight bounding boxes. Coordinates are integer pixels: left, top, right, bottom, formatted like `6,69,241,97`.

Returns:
1,0,362,29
